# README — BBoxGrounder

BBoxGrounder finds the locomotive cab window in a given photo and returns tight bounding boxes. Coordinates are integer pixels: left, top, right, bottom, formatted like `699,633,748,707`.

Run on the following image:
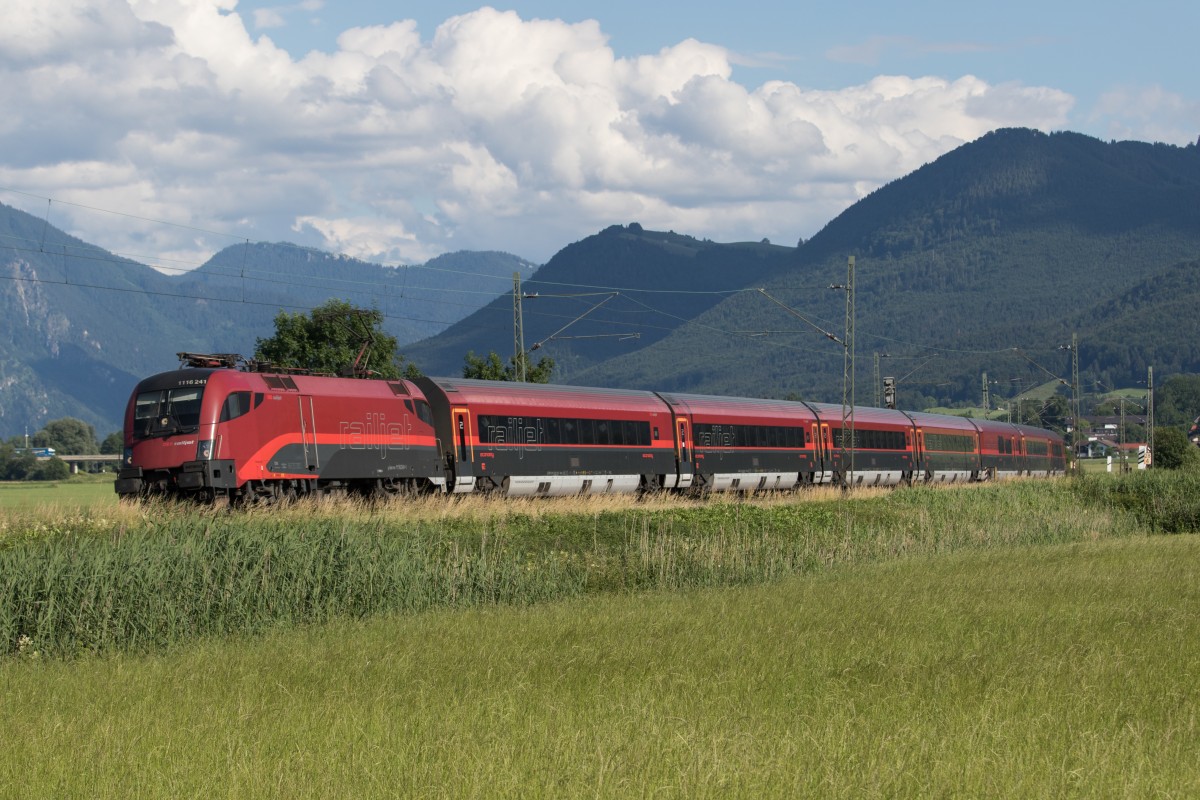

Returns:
133,387,204,438
219,391,252,422
414,400,434,427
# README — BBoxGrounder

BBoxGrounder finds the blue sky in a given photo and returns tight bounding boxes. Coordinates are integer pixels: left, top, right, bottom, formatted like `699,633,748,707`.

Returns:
240,0,1198,142
2,1,1196,268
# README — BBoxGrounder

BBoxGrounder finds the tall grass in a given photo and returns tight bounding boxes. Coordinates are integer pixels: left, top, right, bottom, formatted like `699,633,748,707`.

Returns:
2,473,1192,659
1067,468,1200,532
3,535,1198,798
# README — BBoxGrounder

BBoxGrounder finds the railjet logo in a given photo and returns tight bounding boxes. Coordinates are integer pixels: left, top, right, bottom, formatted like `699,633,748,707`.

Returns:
484,417,543,461
339,413,410,458
484,417,543,445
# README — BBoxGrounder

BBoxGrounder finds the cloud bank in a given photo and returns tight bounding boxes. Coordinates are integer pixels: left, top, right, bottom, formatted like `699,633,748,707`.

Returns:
1,1,1077,266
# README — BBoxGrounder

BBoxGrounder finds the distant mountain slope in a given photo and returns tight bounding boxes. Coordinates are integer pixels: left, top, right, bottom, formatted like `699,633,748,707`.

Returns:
571,130,1200,405
0,203,530,438
185,244,534,347
402,226,795,376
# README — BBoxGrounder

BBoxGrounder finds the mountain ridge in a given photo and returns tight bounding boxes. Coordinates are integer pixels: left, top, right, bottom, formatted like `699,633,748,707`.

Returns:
0,204,532,438
4,127,1200,438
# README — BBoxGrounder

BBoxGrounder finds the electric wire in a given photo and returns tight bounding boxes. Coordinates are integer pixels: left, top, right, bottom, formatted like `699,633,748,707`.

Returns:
1,189,1075,376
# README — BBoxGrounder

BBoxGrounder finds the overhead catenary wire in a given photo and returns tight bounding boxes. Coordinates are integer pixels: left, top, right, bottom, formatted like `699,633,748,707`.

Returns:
0,239,1074,367
0,220,868,357
1,187,1079,374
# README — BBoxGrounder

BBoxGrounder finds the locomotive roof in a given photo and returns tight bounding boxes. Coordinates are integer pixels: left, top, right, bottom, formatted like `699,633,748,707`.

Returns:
135,368,219,391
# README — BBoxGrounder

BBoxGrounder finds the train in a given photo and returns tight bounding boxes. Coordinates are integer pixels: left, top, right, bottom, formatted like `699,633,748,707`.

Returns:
114,352,1068,504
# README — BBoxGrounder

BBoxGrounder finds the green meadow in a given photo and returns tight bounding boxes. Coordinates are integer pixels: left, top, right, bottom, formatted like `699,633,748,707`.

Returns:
0,474,117,510
2,472,1198,797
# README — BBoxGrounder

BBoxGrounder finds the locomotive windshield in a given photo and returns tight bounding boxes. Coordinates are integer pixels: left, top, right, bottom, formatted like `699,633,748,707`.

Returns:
133,386,204,439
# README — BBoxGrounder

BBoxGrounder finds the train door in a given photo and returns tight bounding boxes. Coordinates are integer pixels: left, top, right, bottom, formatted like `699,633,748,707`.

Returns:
673,414,695,489
449,407,476,493
914,427,925,481
298,395,318,471
453,407,473,465
810,422,823,483
818,422,833,484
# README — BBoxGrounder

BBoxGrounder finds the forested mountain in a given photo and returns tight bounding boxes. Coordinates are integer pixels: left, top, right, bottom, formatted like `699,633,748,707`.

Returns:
402,227,795,376
0,203,531,438
412,129,1200,409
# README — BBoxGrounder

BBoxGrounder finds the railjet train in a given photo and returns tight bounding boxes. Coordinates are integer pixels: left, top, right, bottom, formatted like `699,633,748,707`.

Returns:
115,353,1067,504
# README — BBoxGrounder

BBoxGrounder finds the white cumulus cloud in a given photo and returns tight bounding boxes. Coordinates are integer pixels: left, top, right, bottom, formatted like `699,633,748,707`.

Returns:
1,1,1077,268
1090,84,1200,146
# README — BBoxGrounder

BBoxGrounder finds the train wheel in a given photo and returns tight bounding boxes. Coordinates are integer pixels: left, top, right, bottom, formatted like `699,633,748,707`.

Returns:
638,473,663,495
690,473,714,499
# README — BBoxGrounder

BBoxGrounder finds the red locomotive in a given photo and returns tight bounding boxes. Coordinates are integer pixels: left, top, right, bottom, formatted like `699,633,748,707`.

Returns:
115,352,1067,503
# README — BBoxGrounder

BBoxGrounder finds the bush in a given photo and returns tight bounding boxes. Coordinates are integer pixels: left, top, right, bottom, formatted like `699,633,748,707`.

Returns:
29,458,71,481
1152,427,1200,470
0,448,71,481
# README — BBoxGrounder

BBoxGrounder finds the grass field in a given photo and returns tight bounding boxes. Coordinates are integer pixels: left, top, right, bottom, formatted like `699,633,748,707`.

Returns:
0,475,116,510
2,472,1198,797
3,477,1162,659
2,534,1197,798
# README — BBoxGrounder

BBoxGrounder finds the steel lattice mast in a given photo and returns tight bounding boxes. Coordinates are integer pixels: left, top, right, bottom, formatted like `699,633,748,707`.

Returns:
839,256,855,487
513,271,526,382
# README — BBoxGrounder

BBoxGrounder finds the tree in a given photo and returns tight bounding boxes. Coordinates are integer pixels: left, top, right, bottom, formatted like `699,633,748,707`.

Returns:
0,442,70,481
1151,427,1200,470
1155,374,1200,427
462,350,555,383
30,457,70,481
254,299,420,380
100,431,124,455
0,443,28,480
32,418,98,454
1041,394,1071,432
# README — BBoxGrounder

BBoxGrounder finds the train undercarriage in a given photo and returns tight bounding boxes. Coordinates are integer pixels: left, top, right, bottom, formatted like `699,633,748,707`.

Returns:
115,461,1036,507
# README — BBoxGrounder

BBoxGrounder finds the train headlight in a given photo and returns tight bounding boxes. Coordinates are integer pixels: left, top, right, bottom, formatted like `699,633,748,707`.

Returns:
123,447,133,466
196,440,214,460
